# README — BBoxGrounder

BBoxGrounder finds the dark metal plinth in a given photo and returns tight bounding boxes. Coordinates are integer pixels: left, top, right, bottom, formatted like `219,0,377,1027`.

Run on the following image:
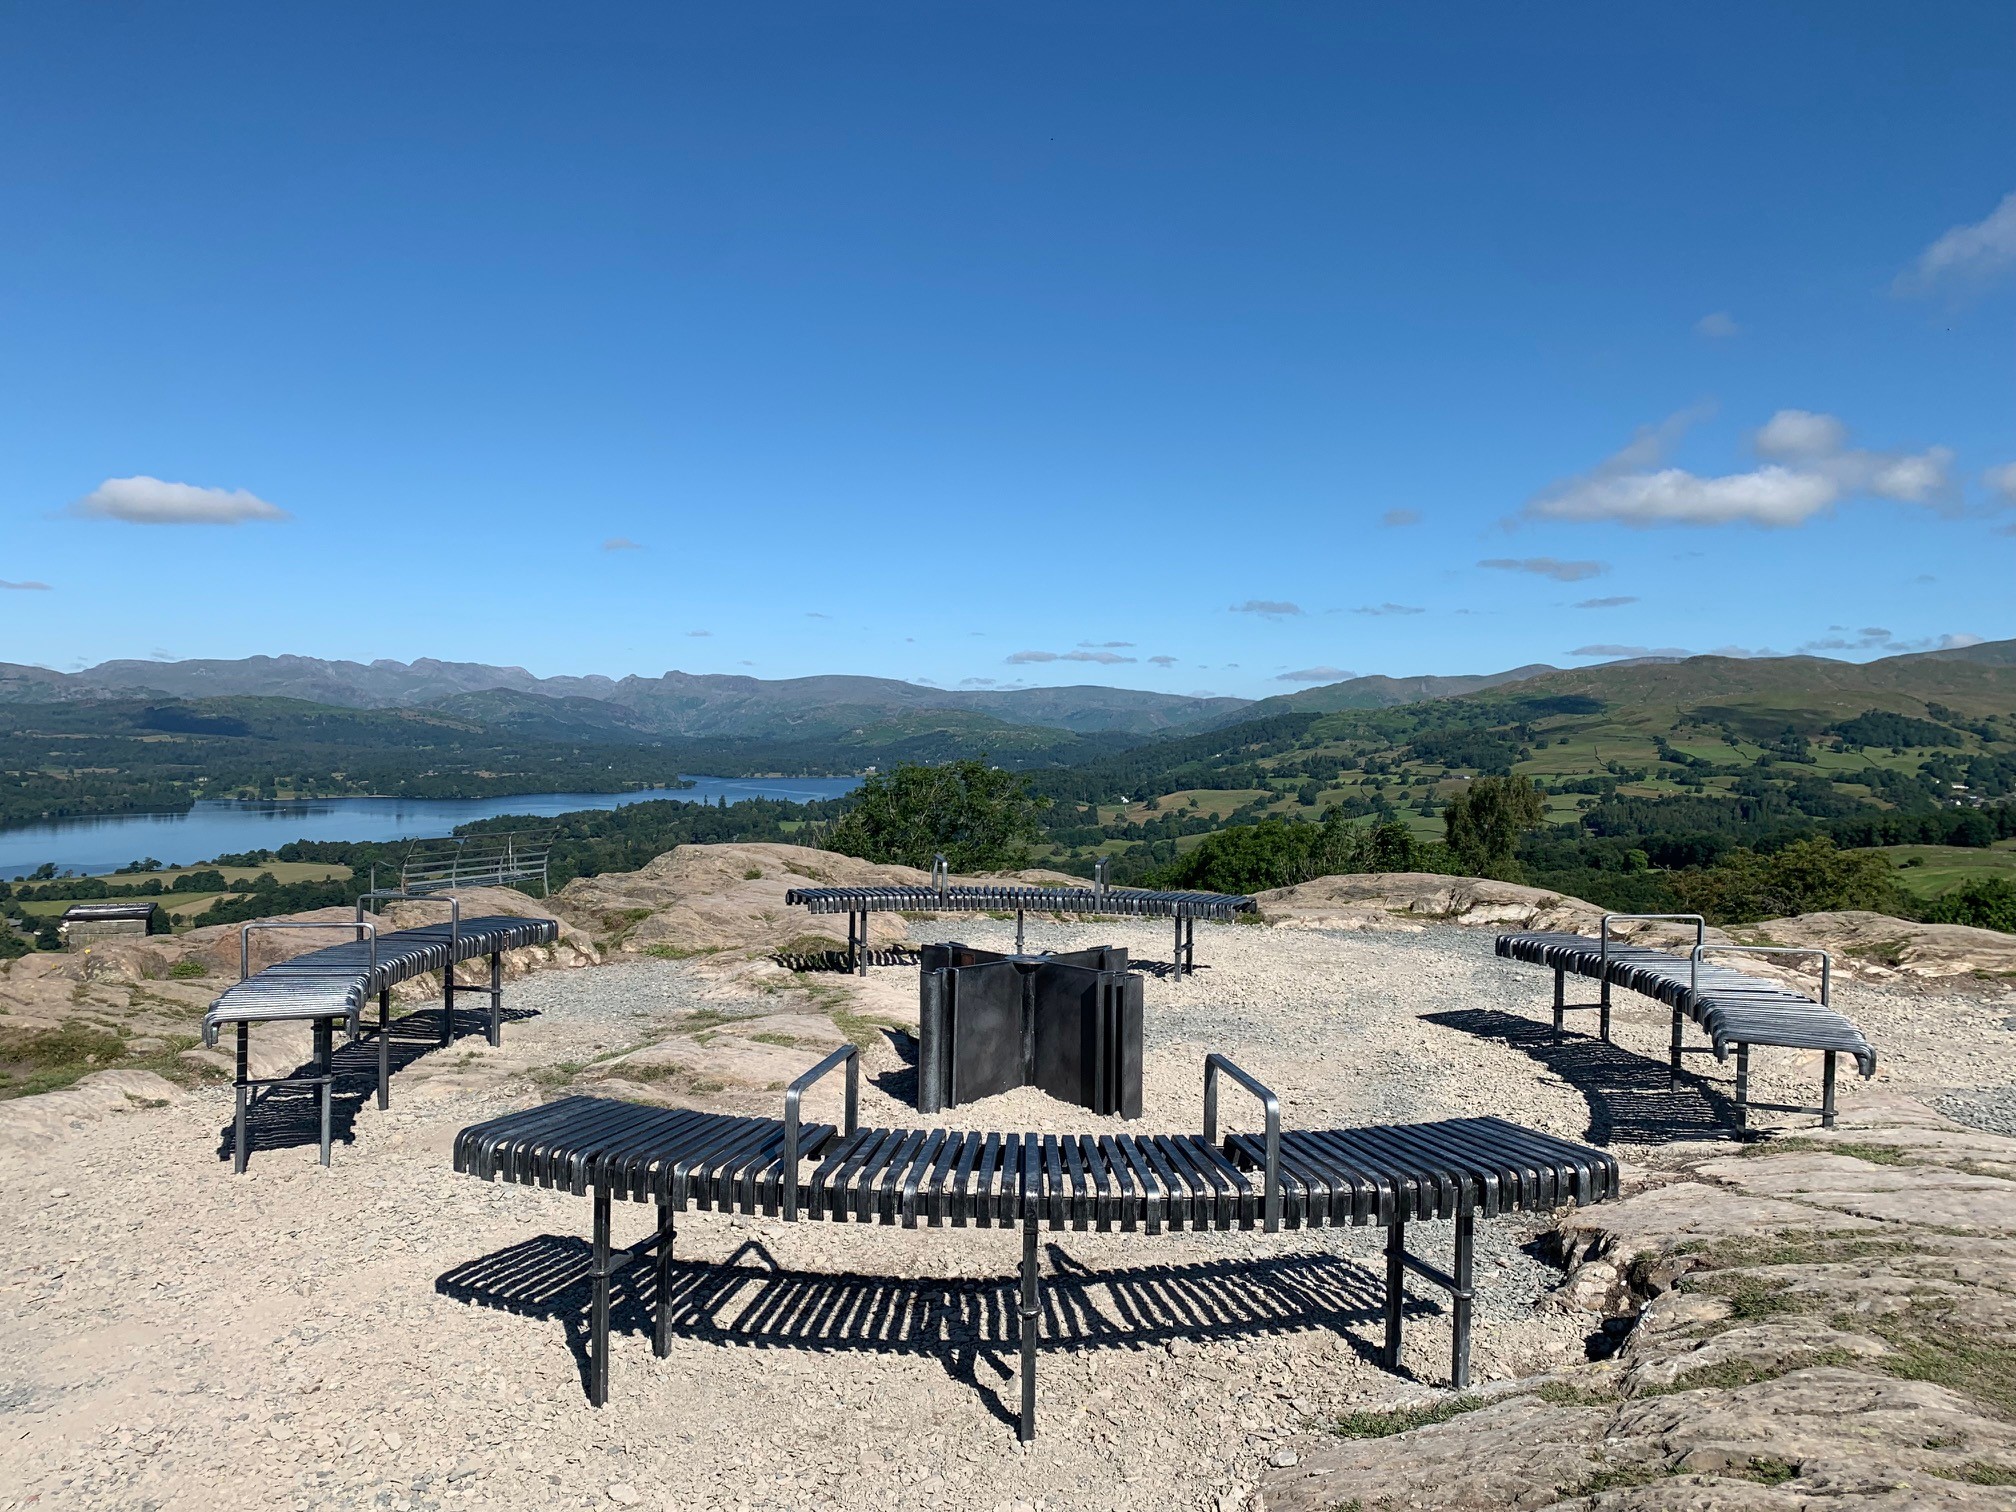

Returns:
917,943,1143,1118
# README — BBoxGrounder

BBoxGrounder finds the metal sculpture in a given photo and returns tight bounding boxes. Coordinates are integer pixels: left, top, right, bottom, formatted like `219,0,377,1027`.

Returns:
916,943,1143,1118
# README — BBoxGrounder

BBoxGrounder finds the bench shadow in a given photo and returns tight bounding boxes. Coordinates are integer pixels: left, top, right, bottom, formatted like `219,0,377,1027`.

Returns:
1421,1008,1740,1146
771,947,921,973
437,1235,1413,1423
213,1004,539,1164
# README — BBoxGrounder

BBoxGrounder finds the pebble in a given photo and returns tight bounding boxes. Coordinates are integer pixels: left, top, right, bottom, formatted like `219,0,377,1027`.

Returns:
607,1484,639,1505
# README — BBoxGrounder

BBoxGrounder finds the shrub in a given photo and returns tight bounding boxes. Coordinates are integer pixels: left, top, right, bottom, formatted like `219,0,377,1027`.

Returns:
1919,876,2016,934
1671,837,1905,925
823,760,1048,872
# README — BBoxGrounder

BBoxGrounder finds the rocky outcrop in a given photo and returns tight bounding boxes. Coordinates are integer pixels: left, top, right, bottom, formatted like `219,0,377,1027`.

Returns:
1265,1095,2016,1510
1739,910,2016,986
550,842,1081,959
1255,872,1610,934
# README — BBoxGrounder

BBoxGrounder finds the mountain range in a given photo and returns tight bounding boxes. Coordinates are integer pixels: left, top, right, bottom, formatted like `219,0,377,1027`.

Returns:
0,654,1524,739
4,641,2013,747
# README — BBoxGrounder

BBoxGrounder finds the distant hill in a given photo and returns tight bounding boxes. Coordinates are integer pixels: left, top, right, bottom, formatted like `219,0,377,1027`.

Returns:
21,655,1250,738
1192,665,1558,727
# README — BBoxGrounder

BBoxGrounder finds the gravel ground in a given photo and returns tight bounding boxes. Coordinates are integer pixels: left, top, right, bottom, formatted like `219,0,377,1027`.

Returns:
2,916,2010,1512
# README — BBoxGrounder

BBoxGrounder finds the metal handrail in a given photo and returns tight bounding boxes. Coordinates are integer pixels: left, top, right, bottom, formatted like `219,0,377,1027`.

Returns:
1692,942,1832,1006
932,853,949,904
356,888,461,958
1203,1053,1280,1233
782,1044,859,1221
241,920,377,983
1600,911,1705,982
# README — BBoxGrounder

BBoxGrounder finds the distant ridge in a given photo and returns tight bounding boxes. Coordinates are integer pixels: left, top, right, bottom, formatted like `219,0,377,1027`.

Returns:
3,655,1250,739
1190,665,1560,728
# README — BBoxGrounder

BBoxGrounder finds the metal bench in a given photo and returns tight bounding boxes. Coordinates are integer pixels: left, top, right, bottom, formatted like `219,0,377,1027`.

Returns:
1496,912,1876,1129
452,1050,1617,1439
202,893,558,1171
787,856,1252,977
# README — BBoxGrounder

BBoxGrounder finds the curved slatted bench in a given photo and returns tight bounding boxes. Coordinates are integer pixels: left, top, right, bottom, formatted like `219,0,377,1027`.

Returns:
1496,911,1875,1129
786,856,1252,978
453,1050,1618,1438
203,904,557,1171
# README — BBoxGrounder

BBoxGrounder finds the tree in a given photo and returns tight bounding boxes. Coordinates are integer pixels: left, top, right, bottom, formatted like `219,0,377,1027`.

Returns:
1920,876,2016,934
1442,775,1545,880
823,760,1048,872
1670,837,1904,925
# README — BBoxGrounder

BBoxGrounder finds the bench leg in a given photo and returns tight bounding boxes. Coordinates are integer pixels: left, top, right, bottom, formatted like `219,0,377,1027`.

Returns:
488,951,503,1047
441,959,455,1046
377,989,391,1110
1821,1051,1838,1129
1018,1218,1040,1442
1599,978,1611,1044
1450,1211,1474,1390
233,1022,251,1174
653,1202,676,1359
1734,1043,1750,1132
1383,1221,1405,1368
1552,968,1565,1039
1669,1008,1684,1093
316,1018,333,1167
590,1185,612,1407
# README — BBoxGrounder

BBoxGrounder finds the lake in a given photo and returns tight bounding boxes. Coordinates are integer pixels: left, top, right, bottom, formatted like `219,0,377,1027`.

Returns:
0,776,862,879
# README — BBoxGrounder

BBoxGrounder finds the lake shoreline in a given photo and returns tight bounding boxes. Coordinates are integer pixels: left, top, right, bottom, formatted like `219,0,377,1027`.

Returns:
0,776,861,879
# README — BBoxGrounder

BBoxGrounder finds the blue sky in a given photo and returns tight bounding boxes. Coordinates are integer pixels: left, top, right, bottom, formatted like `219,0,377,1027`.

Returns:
2,3,2011,700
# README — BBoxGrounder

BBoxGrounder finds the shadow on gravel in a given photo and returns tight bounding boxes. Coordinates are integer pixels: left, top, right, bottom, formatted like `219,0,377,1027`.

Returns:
212,1003,539,1165
1421,1008,1742,1147
771,947,921,973
437,1236,1416,1423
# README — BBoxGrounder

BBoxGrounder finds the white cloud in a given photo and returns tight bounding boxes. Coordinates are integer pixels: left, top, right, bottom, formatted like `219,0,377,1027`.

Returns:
1229,599,1302,617
1694,311,1740,339
1528,409,1954,528
1574,595,1638,609
1380,508,1420,527
1078,640,1135,648
1,579,51,591
1986,462,2016,505
1940,632,1985,649
1480,556,1607,582
1148,654,1178,667
1275,665,1355,683
1897,190,2016,294
601,536,643,551
1754,409,1848,461
1005,649,1137,665
805,611,831,619
1570,643,1693,659
1353,603,1426,616
69,475,288,525
686,629,711,637
960,677,997,687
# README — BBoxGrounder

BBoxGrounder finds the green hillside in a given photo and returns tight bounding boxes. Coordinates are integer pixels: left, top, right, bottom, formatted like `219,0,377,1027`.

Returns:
1023,643,2016,905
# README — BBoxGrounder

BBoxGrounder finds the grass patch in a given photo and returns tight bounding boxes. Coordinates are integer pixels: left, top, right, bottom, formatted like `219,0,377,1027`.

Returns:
0,1021,211,1099
1865,1310,2016,1417
1647,1349,1866,1396
1557,1463,1676,1497
1732,1457,1798,1485
166,958,209,979
1535,1381,1619,1407
1942,1463,2016,1486
1680,1228,1911,1271
642,943,719,961
1743,1137,1907,1165
749,1032,803,1047
742,867,763,880
1331,1396,1485,1439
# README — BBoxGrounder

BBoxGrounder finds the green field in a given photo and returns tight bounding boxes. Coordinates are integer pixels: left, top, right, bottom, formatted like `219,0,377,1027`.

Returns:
1878,844,2016,899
